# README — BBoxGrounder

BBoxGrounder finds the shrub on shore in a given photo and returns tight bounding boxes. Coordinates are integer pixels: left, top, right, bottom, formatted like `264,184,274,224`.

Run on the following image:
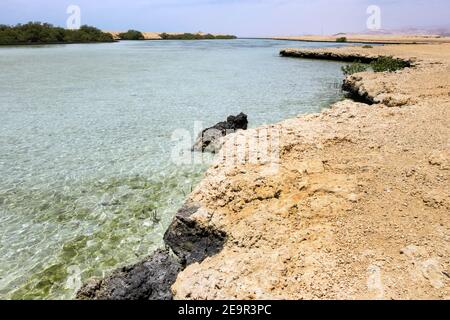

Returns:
342,62,368,75
0,22,114,45
159,32,236,40
214,34,238,39
362,45,373,48
336,37,347,43
342,56,409,75
119,30,145,40
370,56,410,72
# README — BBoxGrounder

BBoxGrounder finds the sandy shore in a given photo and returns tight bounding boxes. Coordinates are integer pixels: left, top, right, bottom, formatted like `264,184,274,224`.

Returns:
274,34,450,44
170,43,450,299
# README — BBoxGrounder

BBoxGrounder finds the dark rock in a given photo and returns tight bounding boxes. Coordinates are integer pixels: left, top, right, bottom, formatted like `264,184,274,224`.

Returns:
192,113,248,153
280,49,378,63
164,203,227,265
76,203,227,300
76,249,182,300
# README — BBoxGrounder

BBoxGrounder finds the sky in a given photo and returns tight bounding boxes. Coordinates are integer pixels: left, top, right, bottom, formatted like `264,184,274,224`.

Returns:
0,0,449,37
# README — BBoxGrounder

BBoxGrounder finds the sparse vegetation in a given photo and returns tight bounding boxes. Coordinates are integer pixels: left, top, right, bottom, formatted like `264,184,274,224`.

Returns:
119,29,144,40
342,56,410,75
0,22,114,45
336,37,347,43
159,32,236,40
342,62,368,75
370,56,410,72
362,45,373,48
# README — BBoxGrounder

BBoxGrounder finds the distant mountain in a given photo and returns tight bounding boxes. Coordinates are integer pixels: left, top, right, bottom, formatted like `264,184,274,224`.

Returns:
356,27,450,37
332,26,450,37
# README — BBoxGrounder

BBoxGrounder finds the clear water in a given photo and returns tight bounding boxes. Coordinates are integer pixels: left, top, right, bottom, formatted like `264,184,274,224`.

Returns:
0,39,349,299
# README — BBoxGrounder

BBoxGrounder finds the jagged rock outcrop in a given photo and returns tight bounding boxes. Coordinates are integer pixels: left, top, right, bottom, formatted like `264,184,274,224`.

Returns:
342,76,376,105
342,74,416,107
280,48,378,63
76,203,227,300
192,113,248,153
164,204,227,265
76,249,181,300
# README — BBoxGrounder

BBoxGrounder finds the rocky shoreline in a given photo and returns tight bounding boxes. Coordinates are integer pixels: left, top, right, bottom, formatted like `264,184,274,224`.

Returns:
78,43,450,300
279,48,382,63
77,203,226,300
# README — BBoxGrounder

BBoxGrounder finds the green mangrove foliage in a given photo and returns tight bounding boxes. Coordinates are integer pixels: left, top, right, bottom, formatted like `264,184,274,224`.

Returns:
159,32,237,40
342,56,410,75
370,56,410,72
336,37,347,42
0,22,114,45
342,62,368,75
119,29,145,40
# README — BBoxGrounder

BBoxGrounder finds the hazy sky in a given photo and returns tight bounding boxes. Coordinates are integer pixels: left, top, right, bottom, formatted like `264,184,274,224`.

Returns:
1,0,449,37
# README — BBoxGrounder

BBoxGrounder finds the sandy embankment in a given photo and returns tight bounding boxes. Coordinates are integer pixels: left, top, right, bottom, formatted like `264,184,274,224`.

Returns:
274,34,450,44
171,43,450,299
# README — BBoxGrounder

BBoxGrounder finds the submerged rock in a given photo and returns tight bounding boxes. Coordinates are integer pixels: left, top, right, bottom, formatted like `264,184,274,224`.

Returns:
192,113,248,153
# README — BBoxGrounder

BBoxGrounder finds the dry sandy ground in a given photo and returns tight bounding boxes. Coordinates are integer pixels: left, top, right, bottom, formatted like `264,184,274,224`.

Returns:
274,34,450,44
171,43,450,299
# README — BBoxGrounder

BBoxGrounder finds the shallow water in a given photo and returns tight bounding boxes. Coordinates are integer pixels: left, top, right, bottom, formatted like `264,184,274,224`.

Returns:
0,39,349,299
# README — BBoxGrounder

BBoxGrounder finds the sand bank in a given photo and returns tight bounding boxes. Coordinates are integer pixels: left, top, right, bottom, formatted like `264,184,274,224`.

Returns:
274,34,450,44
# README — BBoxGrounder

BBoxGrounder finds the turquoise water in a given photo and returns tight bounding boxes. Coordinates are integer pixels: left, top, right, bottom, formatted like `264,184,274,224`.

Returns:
0,39,349,299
